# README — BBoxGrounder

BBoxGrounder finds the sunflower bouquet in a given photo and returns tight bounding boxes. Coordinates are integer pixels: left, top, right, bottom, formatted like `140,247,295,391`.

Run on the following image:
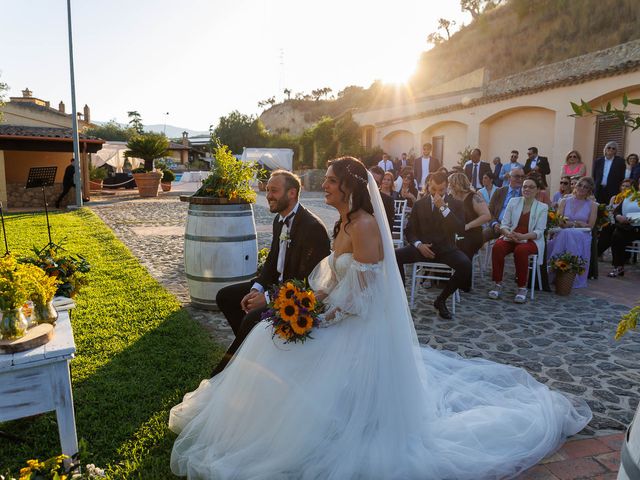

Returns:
261,279,323,344
595,203,611,230
546,208,566,229
548,252,587,275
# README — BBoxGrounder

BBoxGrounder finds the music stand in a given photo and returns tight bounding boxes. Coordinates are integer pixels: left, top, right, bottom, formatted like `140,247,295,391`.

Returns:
26,166,58,247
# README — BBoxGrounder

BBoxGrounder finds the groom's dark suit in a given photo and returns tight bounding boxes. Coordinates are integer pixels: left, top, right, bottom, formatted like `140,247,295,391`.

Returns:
395,195,471,297
213,204,331,374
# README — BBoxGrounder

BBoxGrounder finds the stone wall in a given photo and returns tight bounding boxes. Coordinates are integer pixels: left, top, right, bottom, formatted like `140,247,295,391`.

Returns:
7,183,76,209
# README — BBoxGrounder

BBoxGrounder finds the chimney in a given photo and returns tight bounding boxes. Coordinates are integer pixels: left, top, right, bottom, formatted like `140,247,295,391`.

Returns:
83,104,91,123
59,101,66,113
182,131,189,147
22,88,32,98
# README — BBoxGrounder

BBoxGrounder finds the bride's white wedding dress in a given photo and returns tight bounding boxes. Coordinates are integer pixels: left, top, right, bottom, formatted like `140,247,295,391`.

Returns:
169,173,591,480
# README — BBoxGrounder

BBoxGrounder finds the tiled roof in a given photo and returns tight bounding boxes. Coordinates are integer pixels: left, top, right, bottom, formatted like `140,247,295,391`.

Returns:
376,39,640,128
0,125,103,142
6,100,70,118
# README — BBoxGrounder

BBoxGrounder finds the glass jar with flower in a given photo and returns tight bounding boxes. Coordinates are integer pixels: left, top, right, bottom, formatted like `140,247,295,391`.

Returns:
22,262,59,325
0,255,30,340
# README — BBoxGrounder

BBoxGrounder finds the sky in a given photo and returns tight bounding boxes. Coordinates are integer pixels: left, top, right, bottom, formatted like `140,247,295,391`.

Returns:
1,0,469,133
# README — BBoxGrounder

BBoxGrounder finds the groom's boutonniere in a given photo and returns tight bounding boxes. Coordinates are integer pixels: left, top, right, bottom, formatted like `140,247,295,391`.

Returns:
279,227,291,245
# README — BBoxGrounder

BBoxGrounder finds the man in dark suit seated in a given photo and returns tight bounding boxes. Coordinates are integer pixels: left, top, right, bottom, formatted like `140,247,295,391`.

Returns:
213,170,331,375
593,141,626,204
463,148,491,190
523,146,551,189
482,167,524,242
395,171,471,320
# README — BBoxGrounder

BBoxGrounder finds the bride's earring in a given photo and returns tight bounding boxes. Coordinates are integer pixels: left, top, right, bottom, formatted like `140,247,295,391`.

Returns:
348,193,353,211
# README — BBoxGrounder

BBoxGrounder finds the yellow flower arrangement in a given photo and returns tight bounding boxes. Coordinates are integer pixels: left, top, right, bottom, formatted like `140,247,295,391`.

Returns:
615,305,639,340
262,279,323,344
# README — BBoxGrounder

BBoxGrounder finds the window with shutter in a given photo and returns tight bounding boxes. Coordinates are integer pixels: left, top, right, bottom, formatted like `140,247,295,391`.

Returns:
593,114,626,160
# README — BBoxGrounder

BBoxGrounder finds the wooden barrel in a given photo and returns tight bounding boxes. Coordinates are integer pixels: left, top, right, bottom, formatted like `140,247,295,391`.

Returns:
619,406,640,480
182,198,257,310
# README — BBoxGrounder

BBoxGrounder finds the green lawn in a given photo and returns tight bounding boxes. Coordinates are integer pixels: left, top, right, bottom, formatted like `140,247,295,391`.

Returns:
0,208,223,478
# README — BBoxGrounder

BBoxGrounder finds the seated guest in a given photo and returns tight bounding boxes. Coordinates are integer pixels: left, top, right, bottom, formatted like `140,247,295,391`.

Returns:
561,150,586,178
369,166,395,232
380,171,400,200
552,176,572,209
528,172,551,205
395,171,471,319
488,177,548,304
570,176,581,192
483,167,525,242
547,177,597,288
608,178,640,277
625,153,639,180
478,172,497,204
448,173,491,260
598,178,634,256
398,169,419,208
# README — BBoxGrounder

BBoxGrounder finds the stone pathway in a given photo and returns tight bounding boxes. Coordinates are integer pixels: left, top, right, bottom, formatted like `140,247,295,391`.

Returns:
89,188,638,477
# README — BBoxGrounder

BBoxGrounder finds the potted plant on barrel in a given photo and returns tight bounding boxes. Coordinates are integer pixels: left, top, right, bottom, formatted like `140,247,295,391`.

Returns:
180,140,261,310
548,252,586,296
125,132,170,197
161,169,175,192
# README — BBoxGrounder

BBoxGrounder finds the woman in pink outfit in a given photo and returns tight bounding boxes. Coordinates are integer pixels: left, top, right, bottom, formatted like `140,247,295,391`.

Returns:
561,150,586,178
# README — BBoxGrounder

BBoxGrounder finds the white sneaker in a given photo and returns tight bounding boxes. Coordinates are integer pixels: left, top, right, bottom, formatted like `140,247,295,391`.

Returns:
488,284,502,299
514,288,528,304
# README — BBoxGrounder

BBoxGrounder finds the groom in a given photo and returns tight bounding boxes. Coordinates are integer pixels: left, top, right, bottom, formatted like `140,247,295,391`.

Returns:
213,170,331,375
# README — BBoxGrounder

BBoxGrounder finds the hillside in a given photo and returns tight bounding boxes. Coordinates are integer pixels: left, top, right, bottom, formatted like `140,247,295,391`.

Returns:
260,0,640,134
410,0,640,92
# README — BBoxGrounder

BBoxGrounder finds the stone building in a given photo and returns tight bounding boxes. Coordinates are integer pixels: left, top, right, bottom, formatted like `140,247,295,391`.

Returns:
0,88,103,208
354,40,640,192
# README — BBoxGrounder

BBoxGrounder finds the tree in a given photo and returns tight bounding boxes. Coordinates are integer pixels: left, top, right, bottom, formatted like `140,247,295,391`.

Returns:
257,97,276,109
127,110,144,134
438,18,456,40
283,88,291,100
84,120,134,141
0,75,7,122
571,95,640,131
460,0,504,19
212,110,268,154
124,132,170,171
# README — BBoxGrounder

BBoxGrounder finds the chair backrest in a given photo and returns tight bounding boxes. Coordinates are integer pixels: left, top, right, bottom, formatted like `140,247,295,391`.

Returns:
392,200,408,247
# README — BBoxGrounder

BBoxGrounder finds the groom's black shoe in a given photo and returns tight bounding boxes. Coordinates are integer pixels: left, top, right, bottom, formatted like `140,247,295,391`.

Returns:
434,297,452,320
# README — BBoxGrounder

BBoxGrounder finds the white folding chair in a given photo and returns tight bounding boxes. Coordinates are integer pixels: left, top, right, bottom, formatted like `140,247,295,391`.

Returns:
483,239,496,271
626,240,640,263
392,200,408,248
409,262,460,313
527,254,543,300
471,252,483,289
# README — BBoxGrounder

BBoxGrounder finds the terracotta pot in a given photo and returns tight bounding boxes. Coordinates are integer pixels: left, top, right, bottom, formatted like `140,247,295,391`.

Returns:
89,180,103,191
555,271,576,296
161,182,172,192
132,172,162,197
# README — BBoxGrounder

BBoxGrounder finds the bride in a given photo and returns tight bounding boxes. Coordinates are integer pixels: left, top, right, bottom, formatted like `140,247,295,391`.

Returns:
169,157,591,479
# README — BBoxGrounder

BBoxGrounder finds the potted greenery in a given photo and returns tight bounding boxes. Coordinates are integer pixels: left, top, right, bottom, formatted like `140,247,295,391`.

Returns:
548,252,586,295
180,140,260,310
125,132,170,197
161,169,176,192
88,164,107,191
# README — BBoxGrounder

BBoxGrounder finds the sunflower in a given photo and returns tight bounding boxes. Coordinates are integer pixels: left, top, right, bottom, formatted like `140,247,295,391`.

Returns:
548,212,556,220
555,260,568,271
279,298,299,323
277,282,300,304
297,290,316,310
274,324,292,340
291,314,314,335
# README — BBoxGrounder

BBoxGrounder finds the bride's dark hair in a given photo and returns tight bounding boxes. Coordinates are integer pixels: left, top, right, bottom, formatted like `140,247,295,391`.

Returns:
327,156,373,239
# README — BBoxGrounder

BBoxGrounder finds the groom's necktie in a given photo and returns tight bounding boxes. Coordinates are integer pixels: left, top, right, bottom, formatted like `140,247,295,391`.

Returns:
472,163,479,188
277,212,295,281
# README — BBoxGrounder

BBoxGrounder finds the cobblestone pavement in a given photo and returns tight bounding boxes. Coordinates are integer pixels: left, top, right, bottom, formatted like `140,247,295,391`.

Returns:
90,190,639,437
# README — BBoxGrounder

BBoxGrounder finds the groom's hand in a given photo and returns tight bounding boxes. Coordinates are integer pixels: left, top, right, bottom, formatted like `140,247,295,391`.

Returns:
245,292,267,311
417,243,435,259
241,289,260,312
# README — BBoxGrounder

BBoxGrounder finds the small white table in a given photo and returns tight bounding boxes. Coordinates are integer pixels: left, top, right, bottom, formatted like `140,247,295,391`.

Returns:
0,310,78,460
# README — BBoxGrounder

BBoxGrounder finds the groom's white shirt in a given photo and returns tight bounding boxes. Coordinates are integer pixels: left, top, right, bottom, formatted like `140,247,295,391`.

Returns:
251,202,300,297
